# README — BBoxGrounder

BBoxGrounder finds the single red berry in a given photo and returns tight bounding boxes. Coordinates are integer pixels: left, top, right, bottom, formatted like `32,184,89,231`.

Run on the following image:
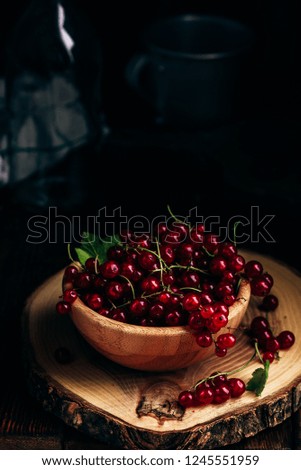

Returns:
244,260,263,278
214,282,234,299
209,256,228,276
215,346,227,357
254,328,274,345
262,351,275,363
140,275,161,294
199,292,214,305
262,272,274,288
218,241,237,259
200,305,215,319
56,300,71,315
213,384,231,404
63,289,78,304
221,270,237,284
259,294,279,311
190,228,204,244
107,246,124,261
85,257,100,273
74,272,92,289
165,310,183,326
138,252,159,271
111,308,127,323
201,280,215,292
210,373,228,387
211,312,228,329
216,333,236,349
277,330,295,349
195,328,213,348
98,308,111,317
250,276,271,296
204,233,220,254
64,265,78,282
195,383,214,405
178,390,195,408
250,316,270,332
149,303,166,322
264,337,280,353
228,378,246,398
100,260,120,279
162,271,176,286
223,294,236,306
86,293,103,310
180,271,200,288
182,292,201,311
227,254,245,272
188,311,205,330
214,302,229,316
105,280,124,300
160,244,176,265
129,298,148,316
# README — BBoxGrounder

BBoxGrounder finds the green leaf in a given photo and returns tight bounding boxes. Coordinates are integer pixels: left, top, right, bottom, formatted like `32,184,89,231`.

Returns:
246,360,270,396
74,247,91,266
75,232,121,266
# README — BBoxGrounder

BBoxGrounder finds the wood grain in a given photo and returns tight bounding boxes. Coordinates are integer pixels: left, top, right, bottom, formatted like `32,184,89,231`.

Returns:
23,251,301,449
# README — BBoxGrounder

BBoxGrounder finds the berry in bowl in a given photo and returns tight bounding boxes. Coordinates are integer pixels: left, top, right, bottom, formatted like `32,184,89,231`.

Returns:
55,217,275,372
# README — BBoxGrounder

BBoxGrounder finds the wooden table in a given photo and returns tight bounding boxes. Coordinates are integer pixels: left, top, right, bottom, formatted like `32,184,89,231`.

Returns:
0,204,300,451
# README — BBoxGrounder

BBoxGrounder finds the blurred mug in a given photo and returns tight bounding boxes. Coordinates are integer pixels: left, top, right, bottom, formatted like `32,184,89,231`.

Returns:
126,15,255,129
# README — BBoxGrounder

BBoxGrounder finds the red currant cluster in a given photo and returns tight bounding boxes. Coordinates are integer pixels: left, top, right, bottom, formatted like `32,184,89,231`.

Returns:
249,316,295,363
178,372,246,408
56,220,277,357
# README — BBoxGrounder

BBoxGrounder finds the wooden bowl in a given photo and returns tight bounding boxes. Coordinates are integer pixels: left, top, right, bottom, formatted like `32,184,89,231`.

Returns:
68,279,251,372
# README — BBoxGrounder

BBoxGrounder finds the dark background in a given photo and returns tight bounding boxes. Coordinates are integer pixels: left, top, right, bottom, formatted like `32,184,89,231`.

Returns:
0,0,300,449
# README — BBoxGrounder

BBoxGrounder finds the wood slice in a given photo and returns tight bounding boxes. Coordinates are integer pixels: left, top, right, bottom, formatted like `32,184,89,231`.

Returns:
23,251,301,449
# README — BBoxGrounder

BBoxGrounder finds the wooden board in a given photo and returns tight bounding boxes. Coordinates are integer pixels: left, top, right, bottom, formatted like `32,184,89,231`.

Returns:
23,251,301,449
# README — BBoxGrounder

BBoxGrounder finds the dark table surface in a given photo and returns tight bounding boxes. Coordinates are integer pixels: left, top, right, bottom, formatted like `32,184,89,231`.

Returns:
1,122,301,450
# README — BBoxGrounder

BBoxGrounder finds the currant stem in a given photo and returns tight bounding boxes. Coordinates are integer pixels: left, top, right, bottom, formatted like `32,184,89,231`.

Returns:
119,275,136,299
167,204,190,226
193,350,257,390
155,237,164,286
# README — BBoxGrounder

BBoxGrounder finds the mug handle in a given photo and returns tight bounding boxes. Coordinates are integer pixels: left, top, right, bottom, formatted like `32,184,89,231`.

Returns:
125,54,152,102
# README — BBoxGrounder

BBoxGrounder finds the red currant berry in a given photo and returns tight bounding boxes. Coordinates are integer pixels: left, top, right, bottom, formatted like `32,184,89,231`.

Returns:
138,252,159,271
244,260,263,278
199,292,214,306
199,305,215,319
214,282,234,299
216,333,236,349
98,308,111,317
204,233,220,254
188,311,205,330
56,300,71,315
262,272,274,288
180,271,200,288
228,378,246,398
178,390,195,408
215,346,228,357
218,241,237,258
190,228,204,244
277,330,295,349
107,246,124,261
227,254,245,272
129,298,148,316
250,316,270,332
74,272,92,289
160,245,176,265
254,328,273,345
64,265,78,282
162,271,176,286
221,270,237,284
259,294,279,311
140,276,161,294
262,351,275,363
63,289,78,304
223,294,236,306
209,256,227,276
182,292,201,311
86,293,103,310
210,373,228,386
250,276,271,296
100,260,120,279
111,308,127,323
211,312,228,329
213,384,231,404
85,257,100,273
195,328,213,348
149,303,166,322
264,337,280,353
195,383,214,405
105,281,124,300
165,310,183,326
